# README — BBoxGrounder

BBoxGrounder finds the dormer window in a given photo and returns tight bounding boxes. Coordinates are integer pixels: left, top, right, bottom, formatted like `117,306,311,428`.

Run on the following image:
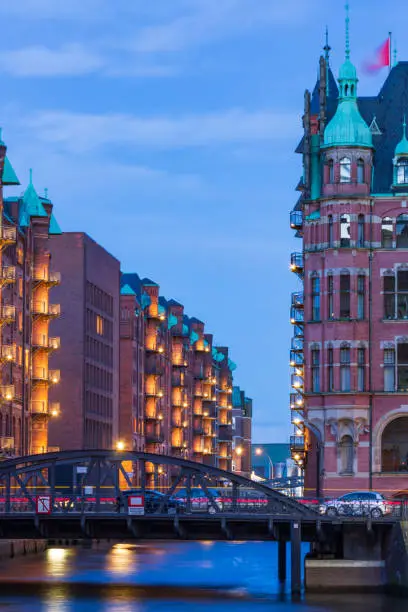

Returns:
340,157,351,183
397,158,408,185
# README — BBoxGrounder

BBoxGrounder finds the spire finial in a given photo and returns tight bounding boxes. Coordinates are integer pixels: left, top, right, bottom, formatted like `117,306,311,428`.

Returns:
345,2,350,60
394,43,398,67
29,168,33,186
324,26,331,63
403,115,406,138
44,187,48,199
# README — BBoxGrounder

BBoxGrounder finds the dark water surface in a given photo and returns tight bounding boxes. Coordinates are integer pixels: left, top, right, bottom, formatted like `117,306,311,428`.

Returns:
0,541,404,611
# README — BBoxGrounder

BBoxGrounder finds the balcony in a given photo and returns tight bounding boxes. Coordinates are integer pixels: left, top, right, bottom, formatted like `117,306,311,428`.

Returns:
291,373,304,392
31,302,60,318
145,386,164,398
290,306,304,325
146,306,166,322
145,411,163,422
290,435,305,452
32,268,61,286
31,400,60,415
145,355,165,376
172,371,186,387
292,324,304,340
290,392,304,410
290,210,303,231
0,266,16,286
291,410,304,427
291,291,304,309
0,306,15,326
172,395,188,407
0,385,14,401
289,350,304,367
0,226,16,248
0,344,16,362
145,430,164,444
32,336,60,351
291,336,303,353
290,252,304,279
0,437,14,451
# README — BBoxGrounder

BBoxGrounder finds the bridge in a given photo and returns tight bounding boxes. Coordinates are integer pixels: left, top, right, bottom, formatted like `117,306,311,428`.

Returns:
0,450,404,593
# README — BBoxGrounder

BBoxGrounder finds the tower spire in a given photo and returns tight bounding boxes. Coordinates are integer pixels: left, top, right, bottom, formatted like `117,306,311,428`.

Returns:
324,26,331,63
345,2,350,60
29,168,33,186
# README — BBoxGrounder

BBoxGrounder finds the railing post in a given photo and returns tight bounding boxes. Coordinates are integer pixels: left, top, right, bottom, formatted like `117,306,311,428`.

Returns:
278,539,287,583
95,459,101,513
5,473,10,514
186,472,192,514
232,483,238,513
291,520,302,596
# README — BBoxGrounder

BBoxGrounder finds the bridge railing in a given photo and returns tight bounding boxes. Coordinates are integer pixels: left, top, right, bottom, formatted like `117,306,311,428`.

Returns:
299,497,408,520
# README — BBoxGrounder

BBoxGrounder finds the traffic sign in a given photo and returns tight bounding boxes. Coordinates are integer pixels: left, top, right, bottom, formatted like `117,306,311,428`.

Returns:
128,495,145,515
36,495,52,515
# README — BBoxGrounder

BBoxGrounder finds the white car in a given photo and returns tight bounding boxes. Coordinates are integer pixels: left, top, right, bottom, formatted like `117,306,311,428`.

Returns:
319,491,392,519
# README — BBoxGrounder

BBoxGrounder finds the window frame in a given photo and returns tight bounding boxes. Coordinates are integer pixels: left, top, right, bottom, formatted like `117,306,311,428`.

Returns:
340,213,351,248
340,157,352,183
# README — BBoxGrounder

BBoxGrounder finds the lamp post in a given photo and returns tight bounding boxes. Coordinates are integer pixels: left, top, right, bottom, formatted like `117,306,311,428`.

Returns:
255,447,274,480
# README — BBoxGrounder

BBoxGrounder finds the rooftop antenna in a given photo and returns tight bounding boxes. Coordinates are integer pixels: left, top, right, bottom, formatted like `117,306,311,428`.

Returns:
345,2,350,61
323,26,331,97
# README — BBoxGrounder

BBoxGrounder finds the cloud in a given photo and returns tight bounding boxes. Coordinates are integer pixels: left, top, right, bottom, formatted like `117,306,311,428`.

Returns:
21,108,299,152
0,44,104,77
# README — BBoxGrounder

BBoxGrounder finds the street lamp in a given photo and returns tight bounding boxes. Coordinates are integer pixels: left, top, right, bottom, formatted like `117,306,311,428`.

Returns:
235,446,243,456
255,447,274,479
115,440,125,451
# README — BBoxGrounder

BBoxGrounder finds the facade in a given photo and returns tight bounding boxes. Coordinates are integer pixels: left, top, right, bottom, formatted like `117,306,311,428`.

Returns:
0,143,61,457
232,386,252,476
48,233,120,451
290,22,408,498
118,273,251,482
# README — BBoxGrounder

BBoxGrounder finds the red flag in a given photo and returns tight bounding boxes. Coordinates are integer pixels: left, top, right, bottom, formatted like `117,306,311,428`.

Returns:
363,37,391,74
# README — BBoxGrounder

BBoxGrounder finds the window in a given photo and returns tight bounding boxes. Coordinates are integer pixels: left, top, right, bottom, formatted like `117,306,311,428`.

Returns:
340,157,351,183
340,214,351,247
328,347,334,392
311,349,320,392
384,271,408,319
398,343,408,391
340,273,351,318
384,348,395,392
96,315,104,336
340,345,351,391
328,275,334,319
340,435,354,474
397,214,408,248
384,275,395,319
397,158,408,185
357,159,365,184
328,159,334,183
357,348,365,391
311,276,320,321
382,217,393,248
357,214,365,247
357,275,365,320
328,215,334,247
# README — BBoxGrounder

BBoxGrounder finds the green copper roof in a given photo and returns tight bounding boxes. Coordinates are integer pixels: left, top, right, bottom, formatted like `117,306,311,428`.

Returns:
323,5,372,149
2,156,20,186
22,170,48,218
158,304,166,316
48,213,62,235
395,118,408,156
190,330,199,345
228,358,237,371
182,323,189,336
305,209,321,221
168,313,178,330
121,284,136,296
141,292,151,309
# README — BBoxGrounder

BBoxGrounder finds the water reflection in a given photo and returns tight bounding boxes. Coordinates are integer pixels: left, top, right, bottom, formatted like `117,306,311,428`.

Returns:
106,543,139,577
43,584,70,612
46,548,72,578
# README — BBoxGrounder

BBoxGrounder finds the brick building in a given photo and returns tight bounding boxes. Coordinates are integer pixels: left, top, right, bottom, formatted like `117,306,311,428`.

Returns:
0,137,61,457
48,233,120,450
290,19,408,498
119,273,251,482
232,386,252,477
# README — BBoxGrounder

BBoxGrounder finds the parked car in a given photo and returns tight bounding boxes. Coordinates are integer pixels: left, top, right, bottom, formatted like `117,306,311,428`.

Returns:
319,491,392,519
118,489,184,515
172,487,223,513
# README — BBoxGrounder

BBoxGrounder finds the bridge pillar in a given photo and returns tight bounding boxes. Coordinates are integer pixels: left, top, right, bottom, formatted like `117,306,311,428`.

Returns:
291,520,302,595
278,540,286,582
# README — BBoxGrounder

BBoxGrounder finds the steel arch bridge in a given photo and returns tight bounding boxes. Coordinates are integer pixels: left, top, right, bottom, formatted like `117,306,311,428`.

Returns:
0,449,313,518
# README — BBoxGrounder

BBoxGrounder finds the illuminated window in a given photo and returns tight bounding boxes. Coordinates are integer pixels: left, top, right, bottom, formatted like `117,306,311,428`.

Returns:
96,315,104,336
18,311,23,332
18,278,23,298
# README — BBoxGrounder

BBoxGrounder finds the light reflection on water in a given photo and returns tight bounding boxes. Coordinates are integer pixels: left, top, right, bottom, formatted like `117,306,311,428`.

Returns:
0,542,402,611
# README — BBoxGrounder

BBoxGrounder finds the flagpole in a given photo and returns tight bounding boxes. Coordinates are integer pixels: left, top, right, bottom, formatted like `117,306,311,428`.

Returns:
389,31,392,72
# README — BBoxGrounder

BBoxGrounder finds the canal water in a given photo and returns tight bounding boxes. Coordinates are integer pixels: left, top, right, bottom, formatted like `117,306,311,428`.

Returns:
0,541,404,611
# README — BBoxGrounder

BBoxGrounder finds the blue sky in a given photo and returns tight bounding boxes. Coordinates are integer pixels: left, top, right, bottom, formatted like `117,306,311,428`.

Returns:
0,0,405,442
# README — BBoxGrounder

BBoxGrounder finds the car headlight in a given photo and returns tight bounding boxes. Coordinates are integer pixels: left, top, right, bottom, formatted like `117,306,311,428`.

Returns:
318,505,327,514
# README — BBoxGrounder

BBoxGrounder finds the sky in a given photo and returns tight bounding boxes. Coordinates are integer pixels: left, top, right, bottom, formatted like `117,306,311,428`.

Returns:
0,0,405,443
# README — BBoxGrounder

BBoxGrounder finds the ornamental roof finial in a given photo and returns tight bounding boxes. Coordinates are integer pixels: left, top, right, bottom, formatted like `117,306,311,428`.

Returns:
345,2,350,61
29,168,33,186
324,26,331,63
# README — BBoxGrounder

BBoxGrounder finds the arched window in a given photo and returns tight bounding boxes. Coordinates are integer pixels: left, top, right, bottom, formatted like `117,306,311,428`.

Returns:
328,159,334,183
382,217,393,248
327,274,334,319
357,347,365,391
382,417,408,472
340,344,351,391
340,157,351,183
311,347,320,392
340,214,351,247
397,214,408,248
328,215,334,247
397,158,408,185
311,275,320,321
357,214,365,247
327,344,334,391
357,275,365,319
340,435,354,474
357,159,365,184
340,272,351,318
383,274,395,319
